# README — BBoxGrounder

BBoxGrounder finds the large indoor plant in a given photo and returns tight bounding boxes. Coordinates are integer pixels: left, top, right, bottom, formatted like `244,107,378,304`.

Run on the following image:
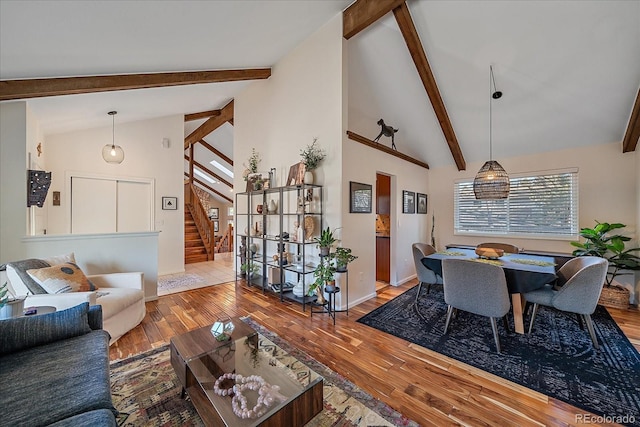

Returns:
571,221,640,308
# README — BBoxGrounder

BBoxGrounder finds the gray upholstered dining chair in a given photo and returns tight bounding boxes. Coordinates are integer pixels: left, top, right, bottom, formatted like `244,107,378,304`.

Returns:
477,242,520,254
442,259,511,353
412,243,443,303
524,256,608,349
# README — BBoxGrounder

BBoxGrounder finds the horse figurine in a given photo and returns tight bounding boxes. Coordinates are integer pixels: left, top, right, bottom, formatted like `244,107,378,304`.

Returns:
373,119,398,150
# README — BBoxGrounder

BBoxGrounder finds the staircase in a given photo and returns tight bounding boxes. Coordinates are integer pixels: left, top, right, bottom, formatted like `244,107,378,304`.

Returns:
185,208,208,264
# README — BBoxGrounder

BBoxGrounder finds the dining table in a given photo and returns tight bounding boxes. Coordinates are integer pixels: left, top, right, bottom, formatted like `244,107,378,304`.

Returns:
422,248,557,334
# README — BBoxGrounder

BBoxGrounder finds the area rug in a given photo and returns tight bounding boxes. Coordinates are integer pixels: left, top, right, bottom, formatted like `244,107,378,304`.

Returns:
357,285,640,426
110,317,418,427
157,273,206,294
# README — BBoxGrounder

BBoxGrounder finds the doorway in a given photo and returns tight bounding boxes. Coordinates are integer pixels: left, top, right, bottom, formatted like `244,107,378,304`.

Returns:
376,173,391,285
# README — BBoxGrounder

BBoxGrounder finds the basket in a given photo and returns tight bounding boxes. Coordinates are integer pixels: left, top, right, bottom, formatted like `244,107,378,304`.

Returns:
598,285,630,310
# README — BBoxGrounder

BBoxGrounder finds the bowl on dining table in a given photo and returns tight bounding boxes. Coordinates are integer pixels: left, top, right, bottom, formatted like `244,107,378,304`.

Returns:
475,247,504,259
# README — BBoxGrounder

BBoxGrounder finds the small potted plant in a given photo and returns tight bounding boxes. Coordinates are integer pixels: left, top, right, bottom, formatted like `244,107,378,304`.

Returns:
571,221,640,308
309,254,336,303
300,138,326,184
314,227,339,256
335,247,357,272
240,262,260,280
0,282,26,320
242,148,261,190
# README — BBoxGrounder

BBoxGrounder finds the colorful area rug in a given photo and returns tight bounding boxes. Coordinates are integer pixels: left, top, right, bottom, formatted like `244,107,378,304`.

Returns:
157,273,206,294
358,285,640,426
110,317,418,426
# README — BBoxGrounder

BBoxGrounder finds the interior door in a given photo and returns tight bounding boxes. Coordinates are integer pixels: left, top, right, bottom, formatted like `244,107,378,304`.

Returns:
117,181,152,232
71,177,117,234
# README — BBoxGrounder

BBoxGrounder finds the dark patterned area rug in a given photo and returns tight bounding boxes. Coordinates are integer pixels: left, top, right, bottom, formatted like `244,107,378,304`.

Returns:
110,317,418,426
357,285,640,426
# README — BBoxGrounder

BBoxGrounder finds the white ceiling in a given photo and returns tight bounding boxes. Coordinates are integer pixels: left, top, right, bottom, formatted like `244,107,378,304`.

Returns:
2,0,639,189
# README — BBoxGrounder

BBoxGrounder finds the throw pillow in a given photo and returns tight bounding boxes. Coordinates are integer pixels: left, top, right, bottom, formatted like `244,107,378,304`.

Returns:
27,262,96,294
4,259,51,295
0,302,92,355
41,252,76,266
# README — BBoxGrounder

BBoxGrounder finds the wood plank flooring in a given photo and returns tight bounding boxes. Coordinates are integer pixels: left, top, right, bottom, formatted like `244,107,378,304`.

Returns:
110,279,640,426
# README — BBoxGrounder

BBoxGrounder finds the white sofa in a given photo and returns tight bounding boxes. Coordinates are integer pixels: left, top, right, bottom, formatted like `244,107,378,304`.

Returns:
1,257,146,345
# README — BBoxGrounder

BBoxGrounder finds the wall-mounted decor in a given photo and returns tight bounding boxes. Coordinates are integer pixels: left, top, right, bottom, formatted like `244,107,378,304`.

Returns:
162,197,178,210
27,170,52,208
417,193,428,214
52,191,61,206
209,207,219,219
214,221,219,232
349,181,372,213
402,190,415,214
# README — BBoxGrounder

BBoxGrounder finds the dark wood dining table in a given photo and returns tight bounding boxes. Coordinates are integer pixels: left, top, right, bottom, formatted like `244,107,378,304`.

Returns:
422,248,557,334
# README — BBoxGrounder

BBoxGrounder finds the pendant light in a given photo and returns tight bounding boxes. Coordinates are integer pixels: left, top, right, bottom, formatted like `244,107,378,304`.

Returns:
473,66,509,200
102,111,124,164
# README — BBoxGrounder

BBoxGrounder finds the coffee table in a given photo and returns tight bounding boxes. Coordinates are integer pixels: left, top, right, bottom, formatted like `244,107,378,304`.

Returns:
170,317,323,426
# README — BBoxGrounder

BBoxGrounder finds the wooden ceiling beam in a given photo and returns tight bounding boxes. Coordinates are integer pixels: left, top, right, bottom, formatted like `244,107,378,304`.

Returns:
184,99,234,148
347,130,429,169
198,139,233,166
184,154,233,188
185,109,221,122
0,69,271,101
622,87,640,153
343,0,405,39
184,173,233,203
393,3,466,171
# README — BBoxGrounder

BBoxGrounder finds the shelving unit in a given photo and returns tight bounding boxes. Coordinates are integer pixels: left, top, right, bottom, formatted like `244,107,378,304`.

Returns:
235,184,323,311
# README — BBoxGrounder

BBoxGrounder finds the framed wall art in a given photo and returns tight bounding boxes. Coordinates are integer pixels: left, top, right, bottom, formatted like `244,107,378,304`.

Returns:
417,193,428,214
349,181,372,213
402,190,415,214
209,207,219,219
214,221,219,232
162,196,178,210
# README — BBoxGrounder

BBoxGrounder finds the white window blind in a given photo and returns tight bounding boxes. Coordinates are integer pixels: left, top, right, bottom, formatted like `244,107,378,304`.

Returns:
454,170,578,239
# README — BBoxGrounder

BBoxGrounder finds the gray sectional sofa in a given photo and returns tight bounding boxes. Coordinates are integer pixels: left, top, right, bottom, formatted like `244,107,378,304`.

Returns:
0,303,117,427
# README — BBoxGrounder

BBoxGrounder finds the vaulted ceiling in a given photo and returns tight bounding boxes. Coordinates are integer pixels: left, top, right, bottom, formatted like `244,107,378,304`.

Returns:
1,0,638,202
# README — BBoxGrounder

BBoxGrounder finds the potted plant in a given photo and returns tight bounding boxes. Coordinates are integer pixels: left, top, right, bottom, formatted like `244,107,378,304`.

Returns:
314,227,339,256
300,138,326,184
335,247,357,272
242,148,261,190
0,282,26,320
240,262,260,279
571,221,640,308
309,254,336,303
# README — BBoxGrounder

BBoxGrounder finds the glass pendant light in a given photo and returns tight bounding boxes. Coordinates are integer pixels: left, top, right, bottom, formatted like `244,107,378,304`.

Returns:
102,111,124,164
473,66,509,199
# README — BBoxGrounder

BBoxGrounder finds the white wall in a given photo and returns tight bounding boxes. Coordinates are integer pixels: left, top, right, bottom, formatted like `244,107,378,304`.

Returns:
44,115,185,275
234,14,347,304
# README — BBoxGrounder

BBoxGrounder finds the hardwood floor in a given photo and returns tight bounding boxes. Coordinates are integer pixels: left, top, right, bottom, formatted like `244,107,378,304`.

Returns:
110,279,640,426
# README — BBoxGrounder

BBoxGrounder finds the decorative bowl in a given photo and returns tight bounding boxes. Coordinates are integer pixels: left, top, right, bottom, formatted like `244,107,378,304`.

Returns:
475,247,504,259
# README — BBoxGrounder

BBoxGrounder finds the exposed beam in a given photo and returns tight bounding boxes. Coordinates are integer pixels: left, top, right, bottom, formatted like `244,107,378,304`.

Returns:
343,0,405,39
622,87,640,153
184,99,234,148
184,173,233,203
198,139,234,166
184,155,233,188
0,69,271,101
185,109,221,122
347,130,429,169
393,3,466,171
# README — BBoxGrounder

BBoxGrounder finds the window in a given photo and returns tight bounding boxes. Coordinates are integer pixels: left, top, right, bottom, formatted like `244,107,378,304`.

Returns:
454,169,578,239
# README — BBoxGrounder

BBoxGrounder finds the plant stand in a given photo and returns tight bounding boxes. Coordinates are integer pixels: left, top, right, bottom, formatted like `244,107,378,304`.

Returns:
598,285,630,310
311,286,340,325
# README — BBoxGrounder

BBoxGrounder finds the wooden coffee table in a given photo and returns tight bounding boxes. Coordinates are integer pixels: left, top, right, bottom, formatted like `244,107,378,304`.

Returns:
170,317,323,426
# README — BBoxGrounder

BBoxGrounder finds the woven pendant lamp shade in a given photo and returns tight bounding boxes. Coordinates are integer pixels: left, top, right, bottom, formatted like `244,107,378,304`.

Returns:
473,160,510,199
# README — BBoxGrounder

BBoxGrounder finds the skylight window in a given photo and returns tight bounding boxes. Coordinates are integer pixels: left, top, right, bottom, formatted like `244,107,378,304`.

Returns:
210,160,233,178
194,168,216,184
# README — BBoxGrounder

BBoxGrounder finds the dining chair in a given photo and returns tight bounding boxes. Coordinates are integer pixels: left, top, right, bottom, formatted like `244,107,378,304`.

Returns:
442,259,511,353
523,256,608,349
412,243,443,303
477,242,520,254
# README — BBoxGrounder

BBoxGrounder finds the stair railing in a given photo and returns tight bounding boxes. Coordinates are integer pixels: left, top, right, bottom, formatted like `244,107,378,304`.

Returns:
186,183,215,261
216,224,233,253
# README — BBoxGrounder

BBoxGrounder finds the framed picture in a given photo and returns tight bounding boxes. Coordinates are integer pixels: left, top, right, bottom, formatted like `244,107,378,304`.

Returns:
162,197,178,210
402,191,415,214
349,181,372,213
209,207,219,219
417,193,428,214
214,221,219,232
